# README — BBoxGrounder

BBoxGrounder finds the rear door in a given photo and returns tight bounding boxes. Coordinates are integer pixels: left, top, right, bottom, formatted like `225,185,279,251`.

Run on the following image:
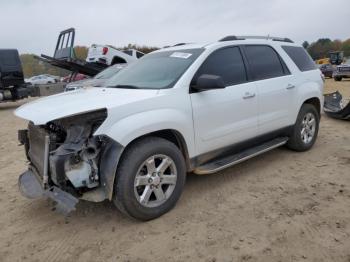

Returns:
243,45,295,135
190,46,258,155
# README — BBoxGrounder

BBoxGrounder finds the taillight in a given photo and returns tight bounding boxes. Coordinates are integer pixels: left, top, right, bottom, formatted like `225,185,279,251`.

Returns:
102,47,108,55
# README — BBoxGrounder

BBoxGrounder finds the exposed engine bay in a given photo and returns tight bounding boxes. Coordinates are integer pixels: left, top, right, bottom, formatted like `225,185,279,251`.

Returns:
17,109,122,214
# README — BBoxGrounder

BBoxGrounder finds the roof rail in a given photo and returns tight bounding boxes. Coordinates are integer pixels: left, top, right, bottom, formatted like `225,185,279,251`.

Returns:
219,36,240,41
173,43,188,46
219,35,293,43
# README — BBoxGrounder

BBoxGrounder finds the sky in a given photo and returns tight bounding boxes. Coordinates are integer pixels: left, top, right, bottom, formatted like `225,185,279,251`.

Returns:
0,0,349,55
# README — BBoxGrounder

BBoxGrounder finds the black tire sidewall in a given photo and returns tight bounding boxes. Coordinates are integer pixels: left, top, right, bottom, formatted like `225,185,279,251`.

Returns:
288,104,319,151
114,137,186,220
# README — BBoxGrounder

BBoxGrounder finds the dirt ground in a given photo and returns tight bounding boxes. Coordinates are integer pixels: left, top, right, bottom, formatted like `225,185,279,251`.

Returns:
0,79,349,262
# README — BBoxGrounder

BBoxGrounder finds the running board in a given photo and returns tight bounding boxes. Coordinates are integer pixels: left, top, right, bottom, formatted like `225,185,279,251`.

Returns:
193,137,288,175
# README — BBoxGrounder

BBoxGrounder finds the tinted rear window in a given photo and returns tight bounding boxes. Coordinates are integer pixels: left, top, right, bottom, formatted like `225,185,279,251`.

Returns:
282,46,316,72
244,45,286,80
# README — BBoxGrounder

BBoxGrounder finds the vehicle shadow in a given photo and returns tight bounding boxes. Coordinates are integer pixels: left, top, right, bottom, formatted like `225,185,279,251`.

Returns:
47,146,293,224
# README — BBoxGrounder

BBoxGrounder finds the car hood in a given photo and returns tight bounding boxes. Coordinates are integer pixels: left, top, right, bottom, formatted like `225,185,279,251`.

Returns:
66,78,105,88
15,87,159,125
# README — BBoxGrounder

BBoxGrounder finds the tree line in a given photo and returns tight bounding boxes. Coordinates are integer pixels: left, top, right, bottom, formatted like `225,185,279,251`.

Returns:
303,38,350,60
20,38,349,78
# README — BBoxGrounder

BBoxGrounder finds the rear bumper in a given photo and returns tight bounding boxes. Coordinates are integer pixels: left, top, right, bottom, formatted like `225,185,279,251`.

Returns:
333,71,350,78
19,168,79,215
87,56,108,64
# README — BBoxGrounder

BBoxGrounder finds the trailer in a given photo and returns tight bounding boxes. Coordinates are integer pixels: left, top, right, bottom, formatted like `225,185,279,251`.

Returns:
35,28,108,77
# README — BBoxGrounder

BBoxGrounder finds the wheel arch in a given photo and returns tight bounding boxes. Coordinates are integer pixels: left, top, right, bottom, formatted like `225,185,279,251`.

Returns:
111,56,127,65
100,128,192,201
120,129,192,172
303,97,321,116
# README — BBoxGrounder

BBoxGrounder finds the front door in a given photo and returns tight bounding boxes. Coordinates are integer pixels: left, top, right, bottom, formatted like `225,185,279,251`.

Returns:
190,46,258,156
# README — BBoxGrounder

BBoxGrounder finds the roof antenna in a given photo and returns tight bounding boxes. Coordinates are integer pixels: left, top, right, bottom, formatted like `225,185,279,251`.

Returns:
267,34,270,40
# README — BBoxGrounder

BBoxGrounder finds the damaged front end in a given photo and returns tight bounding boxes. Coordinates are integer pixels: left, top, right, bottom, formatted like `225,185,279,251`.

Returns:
18,109,123,215
323,91,350,120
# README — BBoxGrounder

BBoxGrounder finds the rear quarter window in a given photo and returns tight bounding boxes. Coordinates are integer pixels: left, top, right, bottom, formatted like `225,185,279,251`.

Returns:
282,46,316,72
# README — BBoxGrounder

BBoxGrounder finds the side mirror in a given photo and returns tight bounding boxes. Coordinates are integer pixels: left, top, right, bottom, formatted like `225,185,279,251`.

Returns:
192,74,225,91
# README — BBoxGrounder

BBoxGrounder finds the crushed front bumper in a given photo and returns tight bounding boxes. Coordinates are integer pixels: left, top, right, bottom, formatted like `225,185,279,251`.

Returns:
323,91,350,120
19,169,78,215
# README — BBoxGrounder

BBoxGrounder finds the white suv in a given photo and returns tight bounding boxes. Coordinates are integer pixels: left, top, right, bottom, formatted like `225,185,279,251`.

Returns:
15,36,323,220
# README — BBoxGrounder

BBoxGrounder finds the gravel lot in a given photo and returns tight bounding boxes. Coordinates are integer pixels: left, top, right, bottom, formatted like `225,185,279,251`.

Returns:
0,79,349,262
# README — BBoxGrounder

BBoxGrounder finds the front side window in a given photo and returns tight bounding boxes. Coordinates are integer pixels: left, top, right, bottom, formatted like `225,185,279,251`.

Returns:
107,48,204,89
192,47,247,86
244,45,286,80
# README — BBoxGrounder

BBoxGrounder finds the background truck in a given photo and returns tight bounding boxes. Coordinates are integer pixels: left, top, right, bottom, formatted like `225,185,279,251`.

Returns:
0,49,35,102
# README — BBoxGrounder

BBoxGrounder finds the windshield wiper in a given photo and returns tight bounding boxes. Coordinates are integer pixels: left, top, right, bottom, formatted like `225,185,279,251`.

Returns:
109,84,141,89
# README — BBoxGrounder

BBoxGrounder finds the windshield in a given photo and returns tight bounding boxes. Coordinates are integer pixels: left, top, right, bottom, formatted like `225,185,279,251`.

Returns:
94,65,124,79
107,48,204,89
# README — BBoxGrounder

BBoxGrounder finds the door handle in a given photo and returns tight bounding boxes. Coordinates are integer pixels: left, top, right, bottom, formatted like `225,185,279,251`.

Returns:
243,92,256,99
286,84,295,90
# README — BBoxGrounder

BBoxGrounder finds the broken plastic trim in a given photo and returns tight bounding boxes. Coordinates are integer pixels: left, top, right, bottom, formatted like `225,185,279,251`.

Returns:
19,169,79,215
323,91,350,120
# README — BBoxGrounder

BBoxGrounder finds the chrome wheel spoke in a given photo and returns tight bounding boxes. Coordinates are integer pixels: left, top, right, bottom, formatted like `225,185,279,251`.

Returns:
154,187,166,201
140,185,152,204
161,174,177,185
308,118,315,126
145,157,156,174
134,175,149,186
157,157,171,173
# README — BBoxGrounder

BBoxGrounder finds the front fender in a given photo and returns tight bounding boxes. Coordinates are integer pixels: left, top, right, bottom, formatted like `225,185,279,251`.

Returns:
95,108,195,157
95,109,194,200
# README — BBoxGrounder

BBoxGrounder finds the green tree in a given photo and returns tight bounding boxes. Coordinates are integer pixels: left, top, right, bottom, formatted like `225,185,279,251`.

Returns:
342,39,350,57
302,41,309,49
74,46,88,59
306,38,348,60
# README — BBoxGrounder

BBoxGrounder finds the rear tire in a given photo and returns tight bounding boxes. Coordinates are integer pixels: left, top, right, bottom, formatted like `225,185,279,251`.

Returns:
334,76,342,81
286,104,319,152
113,137,186,221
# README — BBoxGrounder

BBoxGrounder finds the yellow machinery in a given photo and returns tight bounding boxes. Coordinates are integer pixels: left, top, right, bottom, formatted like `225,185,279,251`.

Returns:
315,51,344,65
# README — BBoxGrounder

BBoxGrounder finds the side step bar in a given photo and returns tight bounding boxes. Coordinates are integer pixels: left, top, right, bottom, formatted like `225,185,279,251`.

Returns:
194,137,288,175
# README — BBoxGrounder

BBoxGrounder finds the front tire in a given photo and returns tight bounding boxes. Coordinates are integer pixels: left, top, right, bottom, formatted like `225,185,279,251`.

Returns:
114,137,186,221
287,104,319,152
334,76,342,81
